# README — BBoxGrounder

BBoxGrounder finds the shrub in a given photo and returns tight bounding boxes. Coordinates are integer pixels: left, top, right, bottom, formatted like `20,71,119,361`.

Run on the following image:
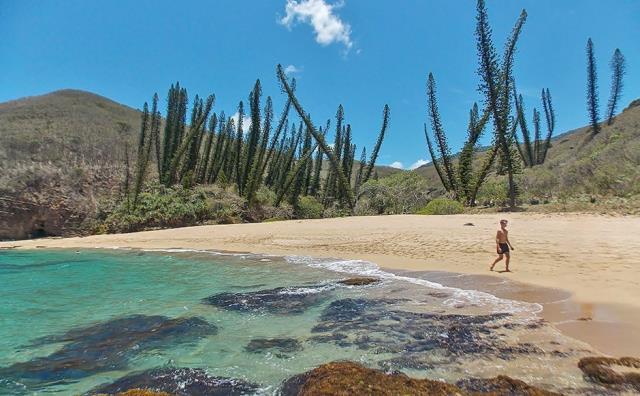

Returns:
357,171,433,215
100,184,245,233
296,196,324,219
416,198,464,215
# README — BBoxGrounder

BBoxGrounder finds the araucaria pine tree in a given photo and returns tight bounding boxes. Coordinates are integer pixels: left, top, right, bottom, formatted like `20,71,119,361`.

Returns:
586,38,600,135
606,48,626,125
475,0,526,208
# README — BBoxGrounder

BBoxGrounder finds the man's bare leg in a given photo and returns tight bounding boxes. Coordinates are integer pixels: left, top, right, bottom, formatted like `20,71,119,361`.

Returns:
504,253,511,272
490,255,503,271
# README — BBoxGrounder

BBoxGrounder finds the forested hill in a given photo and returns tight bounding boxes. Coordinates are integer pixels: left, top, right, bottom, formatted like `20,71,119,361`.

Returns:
0,89,397,239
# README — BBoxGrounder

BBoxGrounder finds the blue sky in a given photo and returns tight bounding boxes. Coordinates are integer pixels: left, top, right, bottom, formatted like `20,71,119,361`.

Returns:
1,0,638,169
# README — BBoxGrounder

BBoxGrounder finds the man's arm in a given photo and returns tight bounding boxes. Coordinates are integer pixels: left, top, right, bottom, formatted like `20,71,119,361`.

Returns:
506,234,514,250
496,231,501,251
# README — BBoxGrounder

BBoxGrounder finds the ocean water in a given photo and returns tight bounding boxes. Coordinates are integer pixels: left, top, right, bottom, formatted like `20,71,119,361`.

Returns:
0,248,598,394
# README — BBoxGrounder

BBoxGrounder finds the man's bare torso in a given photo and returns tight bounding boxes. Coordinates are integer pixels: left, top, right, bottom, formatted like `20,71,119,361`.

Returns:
497,229,508,243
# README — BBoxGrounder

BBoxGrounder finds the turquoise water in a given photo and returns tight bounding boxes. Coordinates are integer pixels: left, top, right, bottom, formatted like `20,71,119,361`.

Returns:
0,249,595,394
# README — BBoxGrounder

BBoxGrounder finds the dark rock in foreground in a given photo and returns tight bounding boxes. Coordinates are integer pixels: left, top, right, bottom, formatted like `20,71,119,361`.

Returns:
89,367,259,396
280,361,559,395
203,285,331,314
245,337,302,355
456,375,561,395
337,277,380,286
578,356,640,390
0,315,216,386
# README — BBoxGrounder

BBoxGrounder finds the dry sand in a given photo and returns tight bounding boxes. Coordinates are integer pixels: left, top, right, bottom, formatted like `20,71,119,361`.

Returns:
2,213,639,355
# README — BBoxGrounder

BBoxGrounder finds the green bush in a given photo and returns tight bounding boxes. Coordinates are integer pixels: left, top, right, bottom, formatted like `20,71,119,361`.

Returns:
100,184,245,233
357,171,433,215
296,196,324,219
416,198,464,215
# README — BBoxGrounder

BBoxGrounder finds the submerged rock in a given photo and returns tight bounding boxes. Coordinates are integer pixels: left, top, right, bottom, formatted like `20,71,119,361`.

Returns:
280,361,558,395
578,356,640,390
337,277,381,286
309,298,545,368
89,367,259,396
203,285,331,314
245,337,302,355
456,375,561,395
0,315,216,386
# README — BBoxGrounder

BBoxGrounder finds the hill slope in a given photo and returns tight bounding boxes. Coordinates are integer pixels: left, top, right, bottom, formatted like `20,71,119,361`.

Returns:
413,99,640,202
0,90,402,239
0,90,141,239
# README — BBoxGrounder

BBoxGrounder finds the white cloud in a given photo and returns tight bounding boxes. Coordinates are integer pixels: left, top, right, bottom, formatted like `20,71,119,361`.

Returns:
230,112,252,131
279,0,353,51
389,161,404,169
409,159,429,170
284,64,302,75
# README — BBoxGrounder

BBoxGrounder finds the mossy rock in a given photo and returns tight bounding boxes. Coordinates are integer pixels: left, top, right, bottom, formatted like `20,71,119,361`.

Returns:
280,361,559,395
338,277,381,286
578,356,640,389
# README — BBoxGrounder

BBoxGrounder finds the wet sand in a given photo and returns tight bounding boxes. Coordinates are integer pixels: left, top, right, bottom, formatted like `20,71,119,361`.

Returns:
2,213,639,356
396,269,640,357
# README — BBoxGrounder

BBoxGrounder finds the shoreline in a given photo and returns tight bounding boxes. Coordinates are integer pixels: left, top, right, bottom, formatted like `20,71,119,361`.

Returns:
2,213,639,356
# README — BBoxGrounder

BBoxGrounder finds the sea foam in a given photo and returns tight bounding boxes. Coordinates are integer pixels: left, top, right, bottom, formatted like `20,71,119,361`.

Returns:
285,255,542,317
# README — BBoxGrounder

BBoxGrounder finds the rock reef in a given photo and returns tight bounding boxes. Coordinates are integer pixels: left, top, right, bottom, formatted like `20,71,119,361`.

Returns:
89,367,259,396
0,315,216,386
578,356,640,390
309,298,544,369
203,285,332,314
280,361,559,396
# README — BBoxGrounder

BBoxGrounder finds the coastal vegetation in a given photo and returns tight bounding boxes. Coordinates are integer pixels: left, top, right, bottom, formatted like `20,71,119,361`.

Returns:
0,0,636,240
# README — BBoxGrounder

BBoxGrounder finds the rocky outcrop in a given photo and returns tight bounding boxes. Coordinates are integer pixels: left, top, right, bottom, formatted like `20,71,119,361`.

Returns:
245,337,302,356
456,375,561,395
89,367,259,396
578,356,640,390
280,361,464,396
203,285,331,314
280,361,559,396
0,315,217,387
337,277,380,286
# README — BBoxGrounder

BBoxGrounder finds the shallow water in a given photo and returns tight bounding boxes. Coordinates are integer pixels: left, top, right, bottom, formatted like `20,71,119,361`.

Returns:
0,248,602,394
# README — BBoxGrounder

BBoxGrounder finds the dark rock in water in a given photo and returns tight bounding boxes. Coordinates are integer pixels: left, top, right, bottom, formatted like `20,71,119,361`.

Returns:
378,355,435,371
0,315,216,386
308,298,545,365
578,356,640,390
427,291,451,298
203,285,331,314
245,337,302,355
280,361,464,396
456,375,561,395
337,277,380,286
88,367,259,396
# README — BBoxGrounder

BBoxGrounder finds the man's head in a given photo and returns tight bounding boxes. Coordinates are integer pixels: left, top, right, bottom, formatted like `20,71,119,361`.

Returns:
500,219,508,228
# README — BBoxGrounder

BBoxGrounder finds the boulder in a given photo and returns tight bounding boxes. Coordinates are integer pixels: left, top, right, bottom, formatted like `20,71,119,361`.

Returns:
337,277,381,286
89,367,259,396
578,356,640,390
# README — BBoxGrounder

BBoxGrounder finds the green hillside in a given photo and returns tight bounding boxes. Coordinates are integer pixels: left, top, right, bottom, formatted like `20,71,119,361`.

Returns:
413,99,640,204
0,90,140,239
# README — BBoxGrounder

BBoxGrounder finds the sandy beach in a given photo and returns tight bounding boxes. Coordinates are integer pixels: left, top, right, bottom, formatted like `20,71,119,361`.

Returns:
3,213,639,356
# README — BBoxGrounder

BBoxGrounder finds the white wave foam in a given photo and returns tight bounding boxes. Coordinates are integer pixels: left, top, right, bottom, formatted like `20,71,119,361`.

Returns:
285,255,542,316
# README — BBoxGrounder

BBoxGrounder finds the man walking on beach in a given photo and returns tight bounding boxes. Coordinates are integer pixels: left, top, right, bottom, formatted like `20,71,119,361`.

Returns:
490,219,514,272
